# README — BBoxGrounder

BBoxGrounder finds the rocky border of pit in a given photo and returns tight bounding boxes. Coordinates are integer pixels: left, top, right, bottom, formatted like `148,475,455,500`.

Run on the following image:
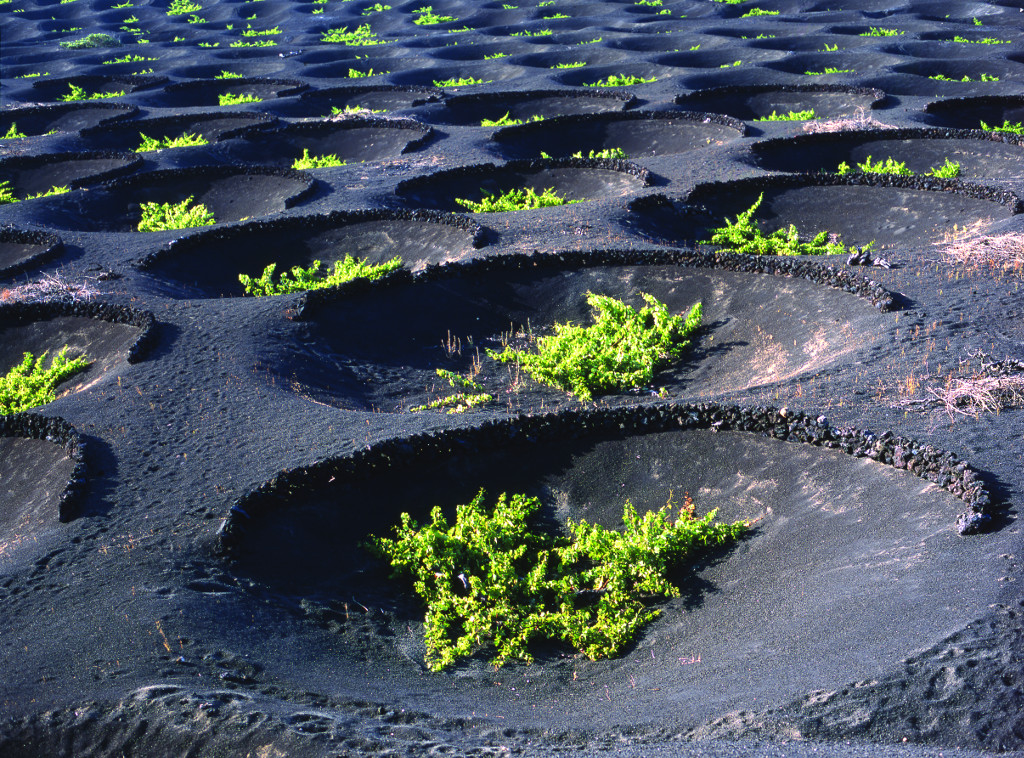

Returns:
0,226,64,280
217,402,994,559
0,412,86,522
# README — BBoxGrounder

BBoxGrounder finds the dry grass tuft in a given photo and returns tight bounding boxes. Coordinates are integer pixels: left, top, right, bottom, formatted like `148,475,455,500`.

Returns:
903,352,1024,418
937,223,1024,278
802,110,896,134
0,273,100,304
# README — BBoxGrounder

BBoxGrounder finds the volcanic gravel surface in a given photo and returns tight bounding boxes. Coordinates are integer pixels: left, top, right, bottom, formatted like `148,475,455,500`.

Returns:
2,1,1024,757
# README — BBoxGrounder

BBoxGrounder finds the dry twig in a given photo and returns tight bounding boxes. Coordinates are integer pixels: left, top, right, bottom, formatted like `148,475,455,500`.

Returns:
802,110,897,134
936,224,1024,278
0,272,100,304
902,352,1024,418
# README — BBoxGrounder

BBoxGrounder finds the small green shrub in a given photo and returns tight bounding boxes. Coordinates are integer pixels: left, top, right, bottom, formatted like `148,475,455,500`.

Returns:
859,26,902,36
804,67,854,75
413,5,456,24
214,70,243,79
230,39,276,47
348,67,387,78
137,196,215,232
330,104,386,115
705,193,874,257
583,74,656,86
238,255,401,295
753,109,818,121
362,2,391,14
479,112,543,126
569,147,627,159
0,181,70,203
510,28,551,36
218,92,262,105
552,61,586,69
0,348,90,414
59,32,120,48
981,119,1024,135
291,148,348,169
411,369,493,413
321,23,384,45
488,292,701,401
167,0,201,15
102,53,154,64
58,83,126,101
929,73,999,82
455,186,580,213
835,155,961,178
820,43,839,51
372,489,746,670
741,7,777,15
484,52,509,59
433,76,490,86
947,35,1008,44
135,131,209,151
2,123,27,139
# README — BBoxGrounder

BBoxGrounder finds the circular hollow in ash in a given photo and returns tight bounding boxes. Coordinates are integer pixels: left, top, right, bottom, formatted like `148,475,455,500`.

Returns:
27,166,315,233
0,152,142,198
0,309,146,403
79,111,277,152
0,103,137,138
264,85,442,119
923,95,1024,131
217,118,435,167
0,228,64,280
226,416,1006,732
750,128,1024,180
30,74,166,102
135,210,484,299
491,110,746,160
681,174,1021,251
674,84,885,121
394,159,649,212
138,78,307,109
278,258,892,413
419,89,635,126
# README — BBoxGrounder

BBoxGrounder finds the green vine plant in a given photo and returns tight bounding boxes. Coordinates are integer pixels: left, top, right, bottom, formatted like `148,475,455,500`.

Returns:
2,123,27,139
753,109,818,121
371,489,748,671
538,147,628,159
488,292,702,401
238,255,401,296
413,5,456,24
218,92,262,105
480,112,544,127
135,131,209,151
835,155,961,178
928,73,999,82
584,74,656,87
433,76,490,87
0,181,70,204
410,368,493,413
58,83,125,101
859,26,902,35
455,186,581,212
291,148,348,169
980,119,1024,135
705,193,874,256
321,23,385,44
330,104,386,116
0,348,91,414
137,196,215,232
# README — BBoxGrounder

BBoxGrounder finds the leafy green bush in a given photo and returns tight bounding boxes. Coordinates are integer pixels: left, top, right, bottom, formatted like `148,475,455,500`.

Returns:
59,32,119,48
433,76,490,87
0,181,70,203
330,104,386,115
238,254,401,295
135,131,209,151
479,112,543,126
455,186,581,212
541,147,628,159
372,489,747,670
1,123,27,139
706,193,874,257
860,26,902,35
947,35,1008,44
167,0,202,15
741,7,778,16
58,83,125,101
214,70,243,79
753,109,817,121
835,155,961,178
218,92,262,105
137,196,215,232
488,292,702,401
584,74,656,86
413,5,456,24
291,148,347,169
0,348,90,414
410,370,493,413
929,73,998,82
980,119,1024,135
321,23,384,45
804,67,854,75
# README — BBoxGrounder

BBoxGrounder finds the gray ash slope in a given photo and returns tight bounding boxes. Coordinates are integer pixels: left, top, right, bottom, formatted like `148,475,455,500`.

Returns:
2,0,1024,756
